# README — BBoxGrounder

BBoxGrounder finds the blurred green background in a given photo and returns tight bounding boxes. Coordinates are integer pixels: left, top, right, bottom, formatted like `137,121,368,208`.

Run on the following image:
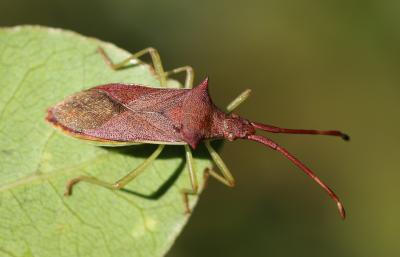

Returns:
2,0,399,256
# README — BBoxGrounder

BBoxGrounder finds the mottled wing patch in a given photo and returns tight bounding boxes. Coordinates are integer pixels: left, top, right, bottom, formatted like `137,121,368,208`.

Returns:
47,90,124,131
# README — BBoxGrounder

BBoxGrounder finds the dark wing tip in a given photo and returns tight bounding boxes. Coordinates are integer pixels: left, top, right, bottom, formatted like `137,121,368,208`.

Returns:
341,133,350,141
45,107,57,125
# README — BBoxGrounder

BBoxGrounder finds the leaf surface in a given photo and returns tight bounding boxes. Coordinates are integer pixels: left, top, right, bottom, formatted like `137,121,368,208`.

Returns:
0,26,210,257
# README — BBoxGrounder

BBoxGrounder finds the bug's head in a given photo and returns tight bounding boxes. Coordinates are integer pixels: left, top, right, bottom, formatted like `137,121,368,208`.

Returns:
222,113,256,141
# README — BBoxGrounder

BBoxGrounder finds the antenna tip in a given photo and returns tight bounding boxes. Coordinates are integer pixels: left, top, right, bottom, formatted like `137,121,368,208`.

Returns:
337,202,346,220
341,133,350,141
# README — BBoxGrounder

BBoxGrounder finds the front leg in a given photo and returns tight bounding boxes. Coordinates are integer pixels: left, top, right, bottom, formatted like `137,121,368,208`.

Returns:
204,141,236,187
226,89,252,113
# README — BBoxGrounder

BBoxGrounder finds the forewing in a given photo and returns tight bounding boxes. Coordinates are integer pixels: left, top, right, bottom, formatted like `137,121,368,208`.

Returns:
47,84,189,144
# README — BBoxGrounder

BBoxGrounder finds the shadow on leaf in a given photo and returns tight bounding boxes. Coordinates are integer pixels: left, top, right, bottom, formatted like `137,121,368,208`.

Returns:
99,140,223,200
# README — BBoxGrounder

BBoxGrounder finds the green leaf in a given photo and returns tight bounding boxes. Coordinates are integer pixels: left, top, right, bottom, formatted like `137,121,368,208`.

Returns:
0,26,210,257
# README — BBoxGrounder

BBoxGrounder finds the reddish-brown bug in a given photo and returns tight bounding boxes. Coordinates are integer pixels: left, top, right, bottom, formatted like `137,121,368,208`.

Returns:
46,47,349,218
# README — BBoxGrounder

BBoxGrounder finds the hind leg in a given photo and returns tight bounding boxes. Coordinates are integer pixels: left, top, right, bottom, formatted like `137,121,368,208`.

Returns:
98,47,167,87
65,145,165,195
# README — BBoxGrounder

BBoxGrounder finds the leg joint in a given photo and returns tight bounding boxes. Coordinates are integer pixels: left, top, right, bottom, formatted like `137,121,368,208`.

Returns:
112,182,122,190
181,65,193,72
192,184,199,194
146,47,158,54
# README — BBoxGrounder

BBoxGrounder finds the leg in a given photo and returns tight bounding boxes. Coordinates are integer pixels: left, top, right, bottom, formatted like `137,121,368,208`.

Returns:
204,141,235,187
98,47,167,87
251,122,350,141
165,66,194,89
247,134,346,219
204,167,234,187
64,145,165,196
226,89,252,113
181,145,199,214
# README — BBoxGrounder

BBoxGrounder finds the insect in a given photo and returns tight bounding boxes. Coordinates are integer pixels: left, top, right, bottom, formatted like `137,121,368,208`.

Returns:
46,47,349,218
